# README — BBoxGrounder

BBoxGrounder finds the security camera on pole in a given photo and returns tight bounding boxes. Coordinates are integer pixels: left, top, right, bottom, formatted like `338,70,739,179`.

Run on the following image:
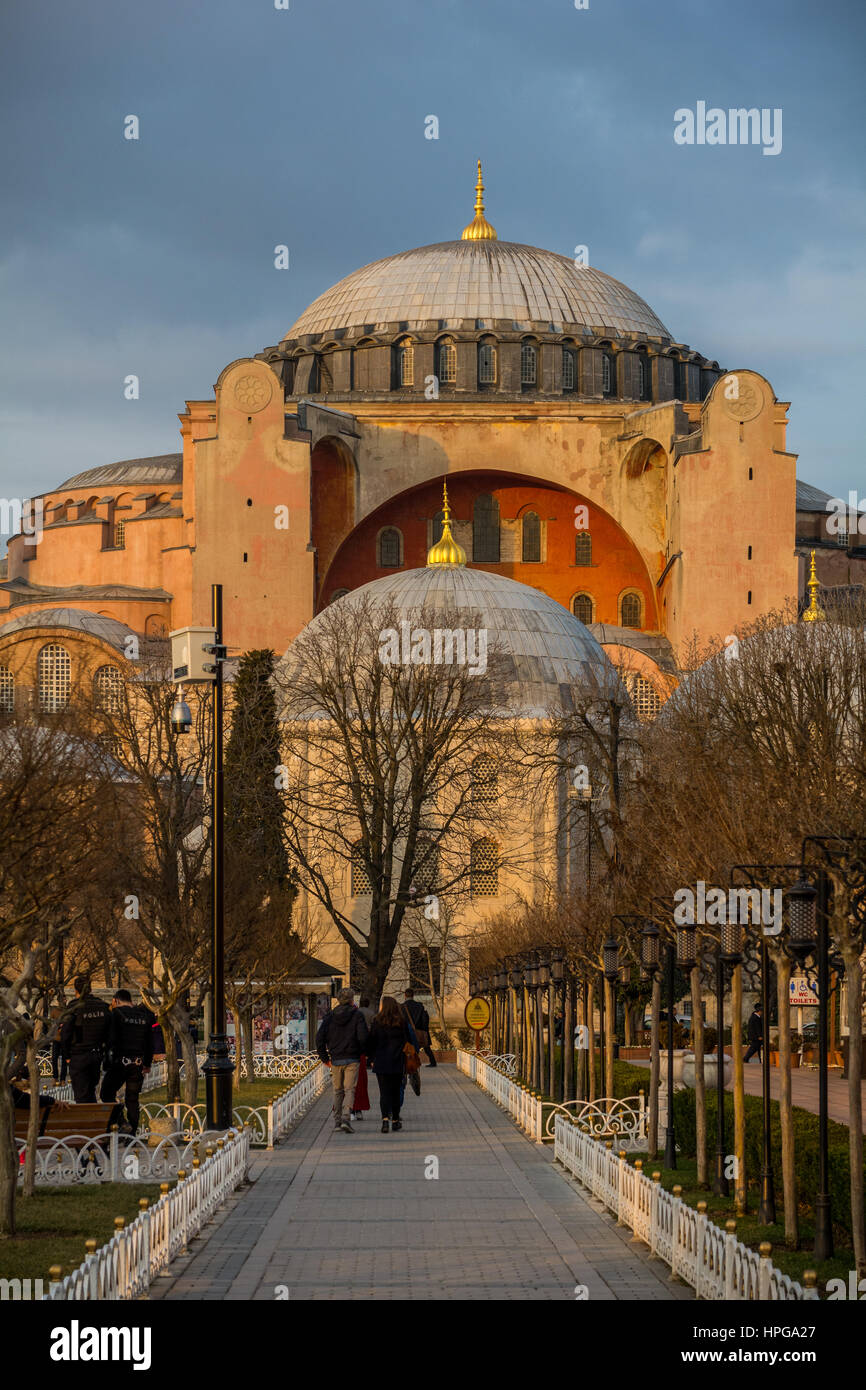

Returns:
169,587,233,1131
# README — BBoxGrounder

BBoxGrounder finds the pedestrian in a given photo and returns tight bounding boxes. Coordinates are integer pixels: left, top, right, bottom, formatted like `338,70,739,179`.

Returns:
100,989,155,1133
350,996,375,1121
403,988,436,1067
743,1002,763,1063
316,987,368,1133
367,995,418,1133
60,976,110,1102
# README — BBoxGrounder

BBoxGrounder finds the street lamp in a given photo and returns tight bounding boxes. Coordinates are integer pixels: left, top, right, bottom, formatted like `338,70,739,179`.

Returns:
551,949,567,1102
786,871,831,1256
714,920,744,1196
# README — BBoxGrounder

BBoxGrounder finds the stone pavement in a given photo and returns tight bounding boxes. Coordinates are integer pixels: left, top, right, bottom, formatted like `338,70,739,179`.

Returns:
153,1065,693,1301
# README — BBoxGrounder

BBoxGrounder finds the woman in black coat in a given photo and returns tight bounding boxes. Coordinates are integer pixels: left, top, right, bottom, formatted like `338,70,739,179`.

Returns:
366,996,417,1133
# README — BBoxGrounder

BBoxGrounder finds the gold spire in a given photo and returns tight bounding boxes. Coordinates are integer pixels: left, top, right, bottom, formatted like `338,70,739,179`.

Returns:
426,481,467,567
460,159,498,241
802,549,826,622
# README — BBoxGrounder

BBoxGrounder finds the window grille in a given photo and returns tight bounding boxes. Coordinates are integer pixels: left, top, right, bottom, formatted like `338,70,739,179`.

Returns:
471,754,498,803
470,838,499,897
520,342,537,386
522,512,541,563
412,838,438,895
562,348,575,391
409,946,441,995
473,493,500,562
629,675,661,721
602,355,613,395
572,593,593,624
478,341,497,385
398,341,414,387
351,841,372,895
38,644,71,713
94,664,123,714
0,666,13,713
114,520,126,549
621,593,642,628
575,532,592,566
438,339,456,383
378,528,401,568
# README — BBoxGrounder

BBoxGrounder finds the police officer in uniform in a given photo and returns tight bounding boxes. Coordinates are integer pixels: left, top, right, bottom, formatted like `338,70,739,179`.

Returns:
60,976,110,1102
100,989,155,1133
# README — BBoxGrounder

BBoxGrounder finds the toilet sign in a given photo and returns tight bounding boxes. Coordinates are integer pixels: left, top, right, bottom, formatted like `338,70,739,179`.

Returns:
464,996,491,1030
789,977,818,1007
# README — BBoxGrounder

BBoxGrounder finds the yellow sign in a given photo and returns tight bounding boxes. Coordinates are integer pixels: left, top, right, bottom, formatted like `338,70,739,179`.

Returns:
464,996,491,1030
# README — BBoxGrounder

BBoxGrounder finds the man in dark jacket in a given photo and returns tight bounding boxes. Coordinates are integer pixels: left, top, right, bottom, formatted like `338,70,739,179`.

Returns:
316,988,368,1133
60,976,111,1102
100,990,155,1132
403,989,436,1066
743,1002,763,1063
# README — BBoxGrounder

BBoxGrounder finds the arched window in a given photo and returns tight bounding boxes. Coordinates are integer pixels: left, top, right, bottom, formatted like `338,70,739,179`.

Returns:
114,520,126,549
471,754,498,803
330,588,350,604
562,346,576,392
318,354,333,392
38,644,70,713
378,527,402,568
351,841,372,895
145,614,166,638
620,592,642,629
470,838,499,897
478,339,497,386
521,511,541,563
575,532,592,566
0,665,14,714
397,338,414,387
572,593,593,625
602,353,615,397
520,341,537,387
628,675,661,721
438,338,456,384
473,494,500,563
636,351,649,401
93,665,123,714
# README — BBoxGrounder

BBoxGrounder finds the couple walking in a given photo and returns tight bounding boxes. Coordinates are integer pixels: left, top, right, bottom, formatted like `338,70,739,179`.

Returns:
316,987,436,1134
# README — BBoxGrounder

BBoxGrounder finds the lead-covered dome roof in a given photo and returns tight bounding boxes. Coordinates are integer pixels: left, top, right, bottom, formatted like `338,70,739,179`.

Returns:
285,239,670,342
285,565,620,718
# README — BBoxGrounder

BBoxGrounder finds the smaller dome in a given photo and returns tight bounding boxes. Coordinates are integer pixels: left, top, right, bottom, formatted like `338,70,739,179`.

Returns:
0,608,135,653
54,455,182,492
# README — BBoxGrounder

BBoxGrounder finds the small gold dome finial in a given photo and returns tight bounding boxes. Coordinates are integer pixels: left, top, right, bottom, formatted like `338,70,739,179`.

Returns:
427,481,467,567
802,549,826,623
461,159,498,241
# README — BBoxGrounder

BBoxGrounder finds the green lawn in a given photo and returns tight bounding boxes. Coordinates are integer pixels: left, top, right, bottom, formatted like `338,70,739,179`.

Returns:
143,1078,290,1109
0,1183,175,1283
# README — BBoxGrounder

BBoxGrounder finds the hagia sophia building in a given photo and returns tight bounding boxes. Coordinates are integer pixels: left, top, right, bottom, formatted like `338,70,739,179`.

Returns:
2,162,860,718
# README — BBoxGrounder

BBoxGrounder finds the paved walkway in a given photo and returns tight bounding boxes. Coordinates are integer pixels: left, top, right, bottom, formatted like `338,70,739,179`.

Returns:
631,1058,864,1129
154,1066,692,1301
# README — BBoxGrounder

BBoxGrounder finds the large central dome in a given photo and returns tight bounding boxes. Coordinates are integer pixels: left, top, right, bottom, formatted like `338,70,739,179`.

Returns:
285,239,670,341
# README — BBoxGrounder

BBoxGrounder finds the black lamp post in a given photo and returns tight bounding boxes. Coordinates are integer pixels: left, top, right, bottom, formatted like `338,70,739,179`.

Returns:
508,959,522,1069
526,955,540,1089
538,956,553,1097
715,921,744,1195
602,934,620,1096
200,585,233,1131
551,949,566,1102
786,874,830,1256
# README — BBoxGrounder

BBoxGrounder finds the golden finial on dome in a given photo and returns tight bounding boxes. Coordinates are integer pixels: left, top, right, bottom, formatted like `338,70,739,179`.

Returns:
460,159,498,241
427,481,467,567
802,549,826,623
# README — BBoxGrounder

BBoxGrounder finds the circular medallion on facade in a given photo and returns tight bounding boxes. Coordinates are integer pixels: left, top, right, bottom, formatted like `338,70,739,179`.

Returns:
233,374,272,412
721,374,764,422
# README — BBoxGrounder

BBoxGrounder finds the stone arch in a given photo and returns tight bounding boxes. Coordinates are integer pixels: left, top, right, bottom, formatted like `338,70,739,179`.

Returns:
311,434,358,603
622,437,667,480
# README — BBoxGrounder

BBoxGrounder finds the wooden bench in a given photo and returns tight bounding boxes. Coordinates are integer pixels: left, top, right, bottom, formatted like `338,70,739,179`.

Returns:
14,1102,115,1143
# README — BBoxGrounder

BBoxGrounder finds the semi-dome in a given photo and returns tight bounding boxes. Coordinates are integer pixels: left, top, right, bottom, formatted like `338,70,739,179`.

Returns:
288,564,619,717
286,240,670,342
55,455,182,492
0,608,135,652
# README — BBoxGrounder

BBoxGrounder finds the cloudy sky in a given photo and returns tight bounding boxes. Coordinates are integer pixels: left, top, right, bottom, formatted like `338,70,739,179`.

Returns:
1,0,863,531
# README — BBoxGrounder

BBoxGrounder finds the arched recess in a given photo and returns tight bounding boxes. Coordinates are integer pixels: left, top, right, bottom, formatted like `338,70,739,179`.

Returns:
622,437,667,480
311,435,357,605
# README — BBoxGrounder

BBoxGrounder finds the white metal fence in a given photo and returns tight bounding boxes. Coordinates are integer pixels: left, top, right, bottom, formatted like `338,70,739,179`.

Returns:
458,1048,544,1140
553,1117,817,1301
45,1127,250,1300
17,1129,243,1187
140,1058,327,1147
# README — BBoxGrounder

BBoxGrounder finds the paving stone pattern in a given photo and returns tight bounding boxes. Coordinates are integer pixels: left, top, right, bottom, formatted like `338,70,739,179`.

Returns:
153,1066,694,1301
